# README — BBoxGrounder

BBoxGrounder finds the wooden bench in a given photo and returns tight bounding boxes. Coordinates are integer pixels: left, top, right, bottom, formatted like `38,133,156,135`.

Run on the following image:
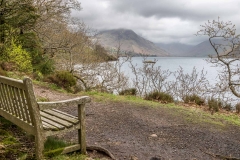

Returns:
0,75,91,159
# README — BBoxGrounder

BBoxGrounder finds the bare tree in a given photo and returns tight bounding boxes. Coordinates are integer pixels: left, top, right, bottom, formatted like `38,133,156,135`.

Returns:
171,67,210,101
197,17,240,98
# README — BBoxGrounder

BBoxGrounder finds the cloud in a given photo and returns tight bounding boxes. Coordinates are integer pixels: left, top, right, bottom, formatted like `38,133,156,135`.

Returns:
74,0,240,45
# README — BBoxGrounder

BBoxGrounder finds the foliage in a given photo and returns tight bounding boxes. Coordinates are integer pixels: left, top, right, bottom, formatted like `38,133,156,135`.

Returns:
145,91,174,103
45,71,76,91
44,136,68,152
4,40,33,72
208,97,222,112
34,57,55,75
0,67,7,76
119,88,137,96
183,94,205,105
235,103,240,114
223,103,232,111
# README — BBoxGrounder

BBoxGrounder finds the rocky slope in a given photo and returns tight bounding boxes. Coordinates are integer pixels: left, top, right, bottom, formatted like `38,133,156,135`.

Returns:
96,29,169,56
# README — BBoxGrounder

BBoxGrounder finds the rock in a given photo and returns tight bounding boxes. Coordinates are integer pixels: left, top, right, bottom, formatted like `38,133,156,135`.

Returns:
150,134,158,138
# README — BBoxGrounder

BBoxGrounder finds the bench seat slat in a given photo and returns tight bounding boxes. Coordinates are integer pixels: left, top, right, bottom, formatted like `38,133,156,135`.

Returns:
42,121,59,131
43,109,79,124
41,116,65,130
40,111,73,128
51,109,77,118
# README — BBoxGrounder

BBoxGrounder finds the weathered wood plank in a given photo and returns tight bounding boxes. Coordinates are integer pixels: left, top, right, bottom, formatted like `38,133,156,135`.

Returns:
9,86,20,118
51,109,77,118
15,88,26,121
41,116,65,130
0,109,34,135
42,121,59,131
38,96,91,110
19,89,31,124
40,111,73,128
0,83,7,111
4,84,15,115
43,109,79,124
78,103,86,154
0,75,25,89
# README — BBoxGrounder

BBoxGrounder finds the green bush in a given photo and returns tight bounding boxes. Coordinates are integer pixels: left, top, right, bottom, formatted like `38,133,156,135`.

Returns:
119,88,137,96
5,41,33,72
208,97,222,112
0,67,7,76
235,103,240,114
183,94,205,105
45,71,76,91
223,103,232,111
34,58,55,75
145,91,174,103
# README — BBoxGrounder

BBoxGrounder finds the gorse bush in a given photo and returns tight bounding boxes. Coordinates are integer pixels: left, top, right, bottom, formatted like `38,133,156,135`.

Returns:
208,97,222,112
5,40,33,72
183,94,205,105
145,91,174,103
45,71,76,91
119,88,137,96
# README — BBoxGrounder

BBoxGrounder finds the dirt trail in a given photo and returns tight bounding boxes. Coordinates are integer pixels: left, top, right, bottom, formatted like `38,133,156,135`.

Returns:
34,85,240,160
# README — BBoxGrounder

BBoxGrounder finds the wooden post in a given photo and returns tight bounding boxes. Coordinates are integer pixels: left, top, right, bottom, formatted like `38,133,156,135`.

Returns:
78,103,86,154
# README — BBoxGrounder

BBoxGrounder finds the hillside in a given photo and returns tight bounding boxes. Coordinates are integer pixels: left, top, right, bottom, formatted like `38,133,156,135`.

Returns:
96,29,169,56
185,40,217,57
156,42,194,57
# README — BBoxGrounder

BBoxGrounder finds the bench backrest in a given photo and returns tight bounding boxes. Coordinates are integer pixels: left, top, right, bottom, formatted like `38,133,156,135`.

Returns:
0,76,42,135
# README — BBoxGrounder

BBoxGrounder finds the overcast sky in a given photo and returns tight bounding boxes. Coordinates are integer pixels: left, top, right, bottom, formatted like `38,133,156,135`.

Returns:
72,0,240,45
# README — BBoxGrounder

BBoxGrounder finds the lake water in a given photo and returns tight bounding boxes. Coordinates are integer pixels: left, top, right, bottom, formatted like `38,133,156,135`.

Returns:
120,57,220,84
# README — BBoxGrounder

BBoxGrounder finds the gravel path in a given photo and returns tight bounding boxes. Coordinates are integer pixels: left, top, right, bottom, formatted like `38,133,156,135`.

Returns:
34,85,240,160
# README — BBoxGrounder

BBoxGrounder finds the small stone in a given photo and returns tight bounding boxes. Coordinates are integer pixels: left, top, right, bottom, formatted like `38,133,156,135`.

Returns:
150,134,158,138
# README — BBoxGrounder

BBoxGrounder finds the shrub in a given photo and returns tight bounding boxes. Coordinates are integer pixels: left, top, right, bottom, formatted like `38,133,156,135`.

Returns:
223,103,232,111
34,58,55,75
0,67,7,76
235,103,240,114
5,41,33,72
45,71,76,91
145,91,174,103
183,94,205,105
208,97,222,112
119,88,137,96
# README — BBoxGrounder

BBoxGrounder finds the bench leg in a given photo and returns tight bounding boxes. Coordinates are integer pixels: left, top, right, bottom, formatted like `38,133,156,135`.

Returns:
78,104,86,154
35,134,45,160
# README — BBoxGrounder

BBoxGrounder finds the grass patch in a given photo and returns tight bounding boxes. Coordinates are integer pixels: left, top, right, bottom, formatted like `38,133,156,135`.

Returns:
84,91,240,129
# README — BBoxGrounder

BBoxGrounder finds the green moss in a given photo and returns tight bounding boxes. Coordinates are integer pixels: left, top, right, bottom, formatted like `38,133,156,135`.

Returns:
3,136,18,145
44,148,65,158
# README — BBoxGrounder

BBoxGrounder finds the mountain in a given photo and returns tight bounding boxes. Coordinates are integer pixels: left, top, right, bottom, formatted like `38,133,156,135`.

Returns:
156,39,229,57
185,39,229,57
185,40,216,57
155,43,194,57
96,29,169,56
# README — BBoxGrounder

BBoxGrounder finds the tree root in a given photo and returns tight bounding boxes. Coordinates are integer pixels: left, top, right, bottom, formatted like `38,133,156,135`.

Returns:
87,145,116,160
200,149,240,160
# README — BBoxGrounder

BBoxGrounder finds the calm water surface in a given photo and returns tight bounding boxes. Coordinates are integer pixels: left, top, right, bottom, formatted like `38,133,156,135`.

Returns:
120,57,221,84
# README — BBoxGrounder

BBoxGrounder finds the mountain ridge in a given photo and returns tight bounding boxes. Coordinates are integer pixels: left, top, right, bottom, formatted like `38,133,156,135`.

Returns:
96,28,230,57
96,29,169,56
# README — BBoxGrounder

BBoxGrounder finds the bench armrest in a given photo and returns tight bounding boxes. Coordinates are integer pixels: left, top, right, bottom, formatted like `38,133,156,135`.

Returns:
37,96,91,110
